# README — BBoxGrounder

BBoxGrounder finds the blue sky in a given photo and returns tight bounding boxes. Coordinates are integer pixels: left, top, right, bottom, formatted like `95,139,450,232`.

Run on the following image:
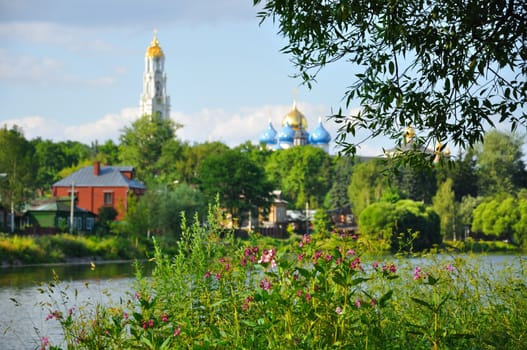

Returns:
3,0,523,159
1,0,396,156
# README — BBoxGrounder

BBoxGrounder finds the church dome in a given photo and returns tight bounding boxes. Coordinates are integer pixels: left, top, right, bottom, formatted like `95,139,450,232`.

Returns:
282,101,308,131
277,122,295,143
309,118,331,145
146,33,164,58
259,120,277,145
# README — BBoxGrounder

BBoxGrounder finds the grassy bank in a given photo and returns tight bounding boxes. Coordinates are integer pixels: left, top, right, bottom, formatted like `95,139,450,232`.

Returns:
0,233,149,265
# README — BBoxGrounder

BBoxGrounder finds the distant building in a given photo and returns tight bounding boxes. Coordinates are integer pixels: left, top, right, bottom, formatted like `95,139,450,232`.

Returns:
52,161,146,221
139,30,171,119
259,101,331,153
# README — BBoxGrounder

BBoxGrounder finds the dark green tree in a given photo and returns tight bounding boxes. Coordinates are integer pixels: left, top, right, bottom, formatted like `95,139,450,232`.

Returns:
255,0,526,162
95,139,120,165
119,114,182,184
96,205,118,236
264,146,333,209
0,125,36,231
325,156,355,211
198,148,273,223
176,141,230,185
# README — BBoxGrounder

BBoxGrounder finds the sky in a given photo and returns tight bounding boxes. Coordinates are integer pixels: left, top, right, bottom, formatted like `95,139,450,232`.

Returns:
0,0,395,157
1,0,523,159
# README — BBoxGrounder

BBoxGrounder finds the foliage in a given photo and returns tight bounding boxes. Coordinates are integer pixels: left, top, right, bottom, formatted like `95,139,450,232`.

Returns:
119,114,182,185
359,199,441,253
39,222,527,349
472,194,527,246
255,0,527,160
312,208,332,239
325,156,354,211
96,206,118,236
264,146,333,209
347,159,392,218
198,148,273,221
432,179,460,240
474,130,527,196
0,234,144,264
0,125,37,219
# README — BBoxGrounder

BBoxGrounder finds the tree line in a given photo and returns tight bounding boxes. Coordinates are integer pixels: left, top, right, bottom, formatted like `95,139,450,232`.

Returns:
1,117,526,248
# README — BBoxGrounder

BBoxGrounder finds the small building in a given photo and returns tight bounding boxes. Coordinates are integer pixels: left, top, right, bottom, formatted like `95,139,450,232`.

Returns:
52,161,146,221
23,198,96,234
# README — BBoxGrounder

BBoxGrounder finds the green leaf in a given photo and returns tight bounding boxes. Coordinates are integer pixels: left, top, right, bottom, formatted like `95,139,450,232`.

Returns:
379,290,393,307
410,297,433,311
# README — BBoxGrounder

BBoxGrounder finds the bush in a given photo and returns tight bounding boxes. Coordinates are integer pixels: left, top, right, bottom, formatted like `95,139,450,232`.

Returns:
359,200,441,253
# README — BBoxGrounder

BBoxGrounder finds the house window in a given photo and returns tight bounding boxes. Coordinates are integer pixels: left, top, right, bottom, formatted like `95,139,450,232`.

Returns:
75,217,83,230
104,192,113,205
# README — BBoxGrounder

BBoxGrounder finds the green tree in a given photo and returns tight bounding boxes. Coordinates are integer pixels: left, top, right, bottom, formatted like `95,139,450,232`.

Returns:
325,156,355,211
95,139,120,165
472,194,520,241
265,146,333,209
31,138,68,194
0,125,36,231
96,205,118,236
474,130,527,196
432,178,460,240
359,199,441,253
255,0,526,160
176,141,230,185
119,114,182,184
312,208,332,238
198,148,273,223
347,159,391,218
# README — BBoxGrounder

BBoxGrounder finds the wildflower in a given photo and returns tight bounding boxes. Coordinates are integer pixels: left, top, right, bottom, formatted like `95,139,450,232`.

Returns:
372,261,379,269
413,266,423,280
346,249,355,256
313,251,323,260
258,248,277,268
162,313,169,323
297,253,303,261
297,290,302,297
204,271,211,278
259,279,272,291
68,308,75,316
40,336,49,350
241,257,247,266
134,292,140,299
445,264,454,272
336,257,342,265
219,257,225,263
215,273,221,280
305,293,312,301
298,241,304,248
325,254,333,262
350,256,362,270
383,263,397,273
371,298,377,306
335,306,343,315
355,299,362,308
244,248,251,257
123,312,129,320
174,324,181,337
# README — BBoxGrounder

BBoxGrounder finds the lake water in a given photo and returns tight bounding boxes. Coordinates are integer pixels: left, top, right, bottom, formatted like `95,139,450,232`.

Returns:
0,255,524,349
0,261,152,350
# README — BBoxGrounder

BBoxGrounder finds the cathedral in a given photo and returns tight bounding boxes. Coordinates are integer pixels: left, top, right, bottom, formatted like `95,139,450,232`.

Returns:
258,100,332,153
138,31,331,151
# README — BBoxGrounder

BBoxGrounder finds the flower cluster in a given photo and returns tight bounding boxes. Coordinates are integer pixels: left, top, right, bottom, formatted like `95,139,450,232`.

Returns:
258,248,277,269
241,246,259,266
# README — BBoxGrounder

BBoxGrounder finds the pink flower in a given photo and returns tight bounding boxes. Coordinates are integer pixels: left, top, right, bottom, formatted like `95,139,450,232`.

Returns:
162,313,169,323
355,299,362,308
259,279,272,291
204,271,211,278
241,257,247,266
346,249,355,256
215,273,221,280
149,319,154,328
445,264,454,272
372,261,379,269
413,266,423,280
335,306,343,315
325,254,333,262
123,312,129,320
219,257,225,263
297,290,303,297
40,336,49,350
371,298,377,306
297,253,303,261
174,324,181,337
305,293,312,301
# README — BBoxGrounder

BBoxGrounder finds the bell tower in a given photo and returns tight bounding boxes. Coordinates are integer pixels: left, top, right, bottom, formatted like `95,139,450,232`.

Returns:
139,30,170,118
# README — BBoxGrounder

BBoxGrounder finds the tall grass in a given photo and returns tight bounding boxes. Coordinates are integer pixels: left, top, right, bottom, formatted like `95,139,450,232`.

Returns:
38,208,527,349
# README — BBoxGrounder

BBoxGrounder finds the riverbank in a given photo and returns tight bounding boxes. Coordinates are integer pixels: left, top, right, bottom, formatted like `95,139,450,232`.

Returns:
0,233,151,267
0,232,522,267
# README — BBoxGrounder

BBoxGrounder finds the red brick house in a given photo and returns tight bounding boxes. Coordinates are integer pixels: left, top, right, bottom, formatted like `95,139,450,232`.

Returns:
52,161,146,221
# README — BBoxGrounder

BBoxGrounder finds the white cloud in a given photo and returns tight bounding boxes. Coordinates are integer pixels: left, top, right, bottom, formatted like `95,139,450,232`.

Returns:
3,103,391,157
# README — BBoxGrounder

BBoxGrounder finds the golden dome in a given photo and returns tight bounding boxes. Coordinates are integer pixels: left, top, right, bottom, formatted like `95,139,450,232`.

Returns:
404,126,416,144
146,32,164,58
282,101,308,131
